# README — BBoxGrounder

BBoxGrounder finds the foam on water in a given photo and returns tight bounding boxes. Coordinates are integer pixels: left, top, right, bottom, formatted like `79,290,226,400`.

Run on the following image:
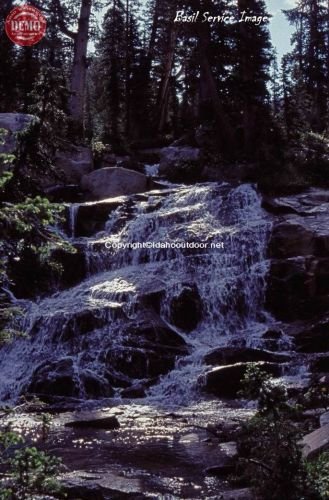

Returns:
0,183,274,404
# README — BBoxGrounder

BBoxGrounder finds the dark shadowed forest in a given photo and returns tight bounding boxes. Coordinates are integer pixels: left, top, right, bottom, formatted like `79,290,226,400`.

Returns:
0,0,329,189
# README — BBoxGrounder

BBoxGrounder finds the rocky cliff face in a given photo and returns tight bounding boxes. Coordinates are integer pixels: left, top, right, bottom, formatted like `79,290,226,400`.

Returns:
264,189,329,365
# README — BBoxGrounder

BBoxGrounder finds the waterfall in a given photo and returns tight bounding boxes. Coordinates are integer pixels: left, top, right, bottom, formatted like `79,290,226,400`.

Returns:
68,203,79,238
0,183,273,404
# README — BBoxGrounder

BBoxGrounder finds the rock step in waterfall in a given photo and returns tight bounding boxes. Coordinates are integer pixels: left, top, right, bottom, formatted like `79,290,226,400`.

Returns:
0,182,298,404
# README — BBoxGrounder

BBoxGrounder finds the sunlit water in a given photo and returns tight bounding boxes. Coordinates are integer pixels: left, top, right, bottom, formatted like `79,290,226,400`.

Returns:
0,182,276,404
1,181,291,498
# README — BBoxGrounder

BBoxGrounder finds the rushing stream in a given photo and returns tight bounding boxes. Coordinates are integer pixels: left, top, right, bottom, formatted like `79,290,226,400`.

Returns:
0,181,286,498
0,182,274,404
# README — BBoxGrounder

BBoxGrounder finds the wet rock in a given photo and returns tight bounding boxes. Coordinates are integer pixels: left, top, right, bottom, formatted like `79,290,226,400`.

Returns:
60,309,110,342
105,370,131,388
121,384,146,398
105,312,188,380
107,347,175,380
81,371,114,398
204,347,291,366
28,307,187,398
72,199,124,236
294,316,329,353
55,144,93,184
261,329,284,350
124,311,188,350
201,362,281,398
65,414,120,430
169,284,203,332
159,146,201,182
81,167,148,200
302,423,329,459
28,359,113,399
0,113,34,154
265,190,329,217
28,358,79,398
262,197,300,215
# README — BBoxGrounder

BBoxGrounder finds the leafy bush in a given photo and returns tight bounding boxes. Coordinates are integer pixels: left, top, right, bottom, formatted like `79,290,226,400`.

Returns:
0,425,62,499
236,364,328,499
306,452,329,499
0,195,75,297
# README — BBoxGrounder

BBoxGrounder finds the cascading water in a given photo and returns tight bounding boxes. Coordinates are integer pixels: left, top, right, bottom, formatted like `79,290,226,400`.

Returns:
0,182,275,405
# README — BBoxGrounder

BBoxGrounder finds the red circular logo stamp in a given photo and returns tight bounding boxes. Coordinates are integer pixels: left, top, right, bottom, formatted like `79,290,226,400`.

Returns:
5,5,47,46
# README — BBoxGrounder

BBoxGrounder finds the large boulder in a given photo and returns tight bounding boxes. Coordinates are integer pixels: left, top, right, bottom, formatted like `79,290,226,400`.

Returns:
201,362,281,398
159,146,201,182
81,167,148,200
65,414,120,430
106,312,188,380
28,358,114,399
70,199,124,237
28,358,79,398
0,113,34,154
55,144,93,184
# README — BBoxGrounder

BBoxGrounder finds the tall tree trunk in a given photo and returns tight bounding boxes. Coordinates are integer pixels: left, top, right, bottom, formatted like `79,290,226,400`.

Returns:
237,0,254,154
68,0,92,133
157,23,178,133
125,0,131,137
147,0,161,65
197,23,235,152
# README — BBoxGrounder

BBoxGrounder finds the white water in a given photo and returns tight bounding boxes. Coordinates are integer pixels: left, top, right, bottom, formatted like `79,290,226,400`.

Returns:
0,183,274,404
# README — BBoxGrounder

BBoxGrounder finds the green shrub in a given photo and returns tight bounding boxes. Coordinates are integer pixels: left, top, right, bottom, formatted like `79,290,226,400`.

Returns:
236,365,327,499
0,426,62,499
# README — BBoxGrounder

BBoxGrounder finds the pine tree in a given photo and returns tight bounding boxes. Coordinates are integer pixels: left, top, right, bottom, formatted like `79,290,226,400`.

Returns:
284,0,329,133
231,0,273,155
93,0,127,148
